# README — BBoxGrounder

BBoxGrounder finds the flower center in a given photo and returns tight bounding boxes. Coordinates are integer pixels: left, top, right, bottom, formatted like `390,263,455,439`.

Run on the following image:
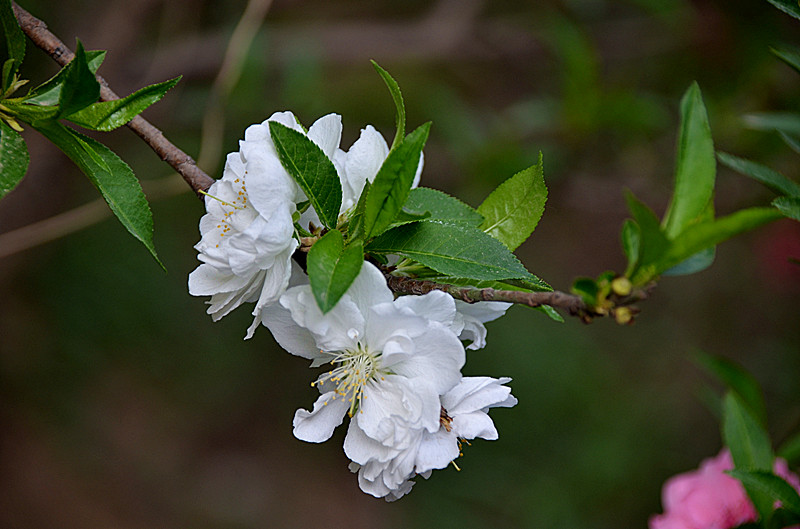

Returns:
312,344,385,417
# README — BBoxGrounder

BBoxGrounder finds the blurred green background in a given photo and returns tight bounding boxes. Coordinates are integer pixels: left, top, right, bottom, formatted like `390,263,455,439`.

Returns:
1,0,799,527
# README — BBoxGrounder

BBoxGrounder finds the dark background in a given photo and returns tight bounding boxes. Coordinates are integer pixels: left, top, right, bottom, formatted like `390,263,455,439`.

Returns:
1,0,799,527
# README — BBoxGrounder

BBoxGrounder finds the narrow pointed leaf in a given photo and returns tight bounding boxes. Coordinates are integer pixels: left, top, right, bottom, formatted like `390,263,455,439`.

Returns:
404,187,483,226
767,0,800,20
478,152,547,250
33,121,161,267
57,42,100,118
723,391,775,521
718,152,800,197
625,192,670,284
366,220,540,282
0,0,25,90
655,207,783,275
0,119,28,198
25,50,106,106
727,470,800,515
663,201,716,276
362,122,430,240
771,46,800,74
743,112,800,135
348,180,370,242
662,82,716,238
621,219,641,276
371,60,405,150
779,131,800,155
307,230,364,313
65,76,180,131
773,196,800,221
268,120,342,229
696,352,767,426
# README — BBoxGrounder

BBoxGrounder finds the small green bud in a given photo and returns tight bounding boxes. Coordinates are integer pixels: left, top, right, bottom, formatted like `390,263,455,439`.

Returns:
611,277,632,297
614,307,633,325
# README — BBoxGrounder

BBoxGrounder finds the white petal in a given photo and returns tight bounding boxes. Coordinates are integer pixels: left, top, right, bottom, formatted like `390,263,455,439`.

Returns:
346,262,394,313
343,420,398,465
280,286,365,352
292,391,349,443
451,411,499,440
415,429,459,473
394,290,459,330
344,125,389,205
390,327,465,395
307,113,342,159
442,376,515,415
411,150,424,188
188,263,250,296
258,300,320,356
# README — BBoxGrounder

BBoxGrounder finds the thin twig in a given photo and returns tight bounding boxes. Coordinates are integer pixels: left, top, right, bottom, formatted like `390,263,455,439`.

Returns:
11,2,215,197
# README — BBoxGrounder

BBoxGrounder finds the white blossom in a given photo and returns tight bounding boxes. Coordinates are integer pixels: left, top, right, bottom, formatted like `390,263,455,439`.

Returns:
348,376,517,500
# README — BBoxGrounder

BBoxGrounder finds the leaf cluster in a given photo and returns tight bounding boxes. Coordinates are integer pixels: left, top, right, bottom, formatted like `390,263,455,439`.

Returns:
698,354,800,529
620,83,783,288
271,61,551,314
0,0,180,266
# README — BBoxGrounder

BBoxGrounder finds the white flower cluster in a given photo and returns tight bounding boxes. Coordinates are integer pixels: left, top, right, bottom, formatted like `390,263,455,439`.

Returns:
189,112,515,500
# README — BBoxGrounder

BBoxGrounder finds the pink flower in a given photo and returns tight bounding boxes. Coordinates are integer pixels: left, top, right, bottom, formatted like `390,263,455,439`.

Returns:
649,449,800,529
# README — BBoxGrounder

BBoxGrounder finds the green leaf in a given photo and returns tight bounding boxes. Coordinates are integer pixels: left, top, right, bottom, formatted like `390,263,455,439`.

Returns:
767,0,800,20
404,187,484,226
571,277,599,305
25,50,106,106
0,0,25,91
662,82,716,238
655,207,784,275
307,230,364,313
771,45,800,74
366,220,539,282
769,508,800,529
779,131,800,155
778,431,800,465
696,352,768,427
477,153,547,250
717,152,800,197
663,201,716,276
3,100,59,124
0,119,28,198
347,180,370,242
57,41,100,118
32,121,161,267
773,196,800,221
268,120,342,229
371,60,405,150
65,76,180,131
621,218,641,276
625,192,670,284
743,112,800,135
723,391,775,521
727,470,800,516
362,122,430,240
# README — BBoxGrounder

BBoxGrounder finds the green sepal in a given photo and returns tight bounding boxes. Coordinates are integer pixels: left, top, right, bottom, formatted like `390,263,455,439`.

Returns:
371,60,405,150
32,121,162,268
65,76,180,131
307,229,364,313
477,152,547,250
268,120,342,229
0,118,29,198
